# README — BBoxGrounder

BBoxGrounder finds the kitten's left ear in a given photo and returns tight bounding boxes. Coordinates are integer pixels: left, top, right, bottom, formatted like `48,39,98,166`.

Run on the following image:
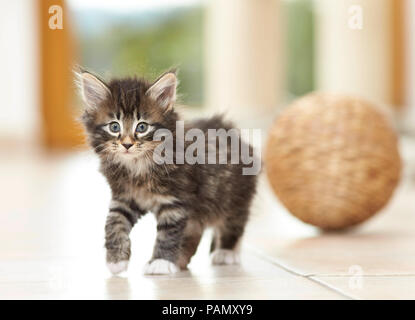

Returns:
75,70,111,111
146,72,177,110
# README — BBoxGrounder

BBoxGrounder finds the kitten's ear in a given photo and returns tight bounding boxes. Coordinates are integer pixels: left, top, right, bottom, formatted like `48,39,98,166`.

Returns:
76,71,111,111
146,72,177,110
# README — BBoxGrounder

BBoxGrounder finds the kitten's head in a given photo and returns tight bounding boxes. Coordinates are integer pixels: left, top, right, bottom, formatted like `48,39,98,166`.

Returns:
77,70,178,167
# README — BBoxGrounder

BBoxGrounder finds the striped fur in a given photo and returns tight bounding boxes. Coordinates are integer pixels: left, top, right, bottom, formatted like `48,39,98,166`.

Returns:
78,70,258,274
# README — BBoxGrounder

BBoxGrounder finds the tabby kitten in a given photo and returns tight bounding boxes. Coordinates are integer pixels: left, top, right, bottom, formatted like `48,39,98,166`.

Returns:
78,70,257,275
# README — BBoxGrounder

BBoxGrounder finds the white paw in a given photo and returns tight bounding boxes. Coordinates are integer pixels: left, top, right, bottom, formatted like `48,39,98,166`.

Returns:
144,259,179,275
211,249,241,265
107,260,129,275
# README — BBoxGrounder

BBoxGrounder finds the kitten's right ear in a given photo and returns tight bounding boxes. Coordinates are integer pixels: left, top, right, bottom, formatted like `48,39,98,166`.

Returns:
75,70,111,111
146,71,177,110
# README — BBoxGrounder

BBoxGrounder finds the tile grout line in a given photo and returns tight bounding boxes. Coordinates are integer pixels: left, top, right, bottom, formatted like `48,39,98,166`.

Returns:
246,245,357,300
306,276,358,300
245,244,307,276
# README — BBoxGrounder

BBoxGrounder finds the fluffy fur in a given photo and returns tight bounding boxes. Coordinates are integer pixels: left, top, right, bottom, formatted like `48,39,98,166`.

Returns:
78,70,258,275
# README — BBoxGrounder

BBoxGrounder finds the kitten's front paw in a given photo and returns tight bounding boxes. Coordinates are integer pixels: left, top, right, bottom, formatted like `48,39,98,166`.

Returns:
211,249,241,265
107,260,129,275
144,259,179,275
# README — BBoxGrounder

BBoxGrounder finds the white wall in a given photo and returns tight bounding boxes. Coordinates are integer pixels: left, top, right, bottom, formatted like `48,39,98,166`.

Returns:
314,0,394,107
404,0,415,131
0,0,38,140
205,0,283,129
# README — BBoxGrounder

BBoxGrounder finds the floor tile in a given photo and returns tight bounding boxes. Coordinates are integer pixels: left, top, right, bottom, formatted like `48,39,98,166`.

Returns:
246,176,415,276
0,150,344,299
311,275,415,300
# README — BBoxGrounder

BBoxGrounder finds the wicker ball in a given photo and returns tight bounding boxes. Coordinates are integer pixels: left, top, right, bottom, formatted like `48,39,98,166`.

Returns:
265,93,401,230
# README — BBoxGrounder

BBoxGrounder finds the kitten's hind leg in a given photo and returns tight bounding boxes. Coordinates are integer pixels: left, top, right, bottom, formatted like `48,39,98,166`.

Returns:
105,202,140,275
177,221,203,269
209,231,217,253
210,216,247,266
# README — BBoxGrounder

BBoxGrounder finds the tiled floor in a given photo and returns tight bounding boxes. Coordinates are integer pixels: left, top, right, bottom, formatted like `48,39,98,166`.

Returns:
245,176,415,299
0,138,414,299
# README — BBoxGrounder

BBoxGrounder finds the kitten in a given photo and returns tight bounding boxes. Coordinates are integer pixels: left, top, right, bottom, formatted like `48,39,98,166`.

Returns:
77,70,258,275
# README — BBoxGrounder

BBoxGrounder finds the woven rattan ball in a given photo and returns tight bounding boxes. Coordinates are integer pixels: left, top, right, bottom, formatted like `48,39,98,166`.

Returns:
265,93,401,230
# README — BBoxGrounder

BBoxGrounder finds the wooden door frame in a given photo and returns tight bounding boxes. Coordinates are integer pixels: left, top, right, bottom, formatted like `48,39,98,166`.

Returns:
38,0,84,149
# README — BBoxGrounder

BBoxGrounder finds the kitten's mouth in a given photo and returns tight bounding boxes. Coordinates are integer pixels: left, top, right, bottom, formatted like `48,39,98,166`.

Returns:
118,149,147,159
120,151,135,156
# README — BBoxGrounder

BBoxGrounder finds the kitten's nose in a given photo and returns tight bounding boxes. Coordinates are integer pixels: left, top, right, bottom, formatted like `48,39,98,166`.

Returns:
122,143,133,150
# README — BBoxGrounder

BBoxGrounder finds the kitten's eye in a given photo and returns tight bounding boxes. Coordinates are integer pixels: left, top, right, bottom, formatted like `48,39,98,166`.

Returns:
109,122,121,133
136,122,148,133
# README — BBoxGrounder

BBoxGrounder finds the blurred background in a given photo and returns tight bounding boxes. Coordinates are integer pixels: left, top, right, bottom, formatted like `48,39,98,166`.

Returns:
1,0,415,299
1,0,415,148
